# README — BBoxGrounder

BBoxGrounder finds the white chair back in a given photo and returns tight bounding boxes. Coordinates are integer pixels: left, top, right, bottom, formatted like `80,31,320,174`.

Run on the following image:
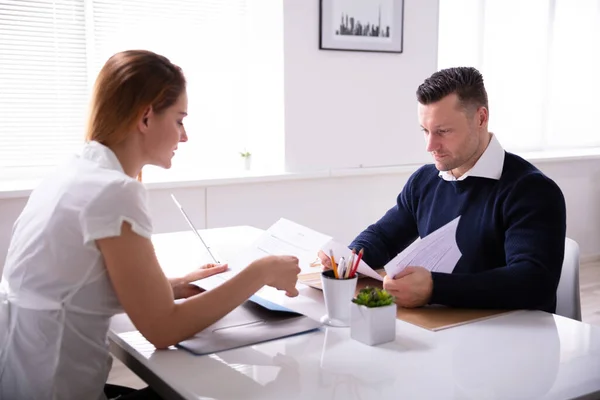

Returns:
556,238,582,321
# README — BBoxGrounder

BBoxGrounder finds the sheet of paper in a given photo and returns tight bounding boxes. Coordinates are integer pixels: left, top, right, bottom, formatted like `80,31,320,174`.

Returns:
321,239,383,281
216,218,332,276
256,218,332,274
384,216,462,278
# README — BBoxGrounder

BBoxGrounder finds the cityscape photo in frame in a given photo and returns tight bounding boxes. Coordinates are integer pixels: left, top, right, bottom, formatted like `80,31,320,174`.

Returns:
320,0,404,53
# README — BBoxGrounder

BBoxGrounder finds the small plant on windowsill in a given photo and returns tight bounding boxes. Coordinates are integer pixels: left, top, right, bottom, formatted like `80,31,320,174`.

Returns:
350,287,397,346
239,150,251,171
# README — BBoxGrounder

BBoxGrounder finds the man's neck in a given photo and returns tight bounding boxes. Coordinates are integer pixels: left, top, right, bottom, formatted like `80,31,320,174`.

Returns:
450,132,492,179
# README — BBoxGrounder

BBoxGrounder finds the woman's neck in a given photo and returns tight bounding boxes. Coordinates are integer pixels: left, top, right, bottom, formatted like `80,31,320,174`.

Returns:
110,139,144,179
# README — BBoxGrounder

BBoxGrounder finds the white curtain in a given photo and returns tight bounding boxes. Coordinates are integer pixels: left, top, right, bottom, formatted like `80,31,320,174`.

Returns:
438,0,600,153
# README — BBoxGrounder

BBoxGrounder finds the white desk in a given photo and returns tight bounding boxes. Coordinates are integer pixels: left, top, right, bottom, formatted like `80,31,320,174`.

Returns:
109,226,600,400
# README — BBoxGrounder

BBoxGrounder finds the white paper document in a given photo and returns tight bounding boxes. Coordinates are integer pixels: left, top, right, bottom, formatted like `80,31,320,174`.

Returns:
195,218,332,286
383,216,462,278
200,218,384,282
235,218,333,275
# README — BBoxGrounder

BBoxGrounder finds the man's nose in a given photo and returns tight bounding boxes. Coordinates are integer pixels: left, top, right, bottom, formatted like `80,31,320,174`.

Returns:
425,133,438,153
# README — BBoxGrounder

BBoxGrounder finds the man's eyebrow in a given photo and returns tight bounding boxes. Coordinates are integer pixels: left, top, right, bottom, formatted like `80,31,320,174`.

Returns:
422,124,449,130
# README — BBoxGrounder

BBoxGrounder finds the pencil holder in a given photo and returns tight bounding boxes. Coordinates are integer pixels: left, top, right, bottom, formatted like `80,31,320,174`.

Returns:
320,269,357,327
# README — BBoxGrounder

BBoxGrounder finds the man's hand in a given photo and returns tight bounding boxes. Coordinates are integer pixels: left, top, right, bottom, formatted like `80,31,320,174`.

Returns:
383,266,433,308
171,263,229,299
317,250,332,270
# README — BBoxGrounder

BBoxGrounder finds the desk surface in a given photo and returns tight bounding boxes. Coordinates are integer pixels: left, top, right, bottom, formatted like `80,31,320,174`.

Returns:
110,226,600,400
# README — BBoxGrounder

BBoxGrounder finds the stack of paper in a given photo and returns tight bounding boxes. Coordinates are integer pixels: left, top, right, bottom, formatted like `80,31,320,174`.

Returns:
383,216,462,278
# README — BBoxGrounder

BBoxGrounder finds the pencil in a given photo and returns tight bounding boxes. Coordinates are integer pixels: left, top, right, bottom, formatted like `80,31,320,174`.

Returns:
330,249,339,279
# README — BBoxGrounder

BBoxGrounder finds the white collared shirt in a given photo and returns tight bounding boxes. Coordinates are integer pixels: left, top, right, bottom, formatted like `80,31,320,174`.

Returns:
0,141,152,400
438,133,505,181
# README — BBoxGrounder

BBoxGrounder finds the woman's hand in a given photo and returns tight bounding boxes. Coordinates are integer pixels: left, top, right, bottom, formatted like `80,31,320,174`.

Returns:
170,263,229,299
250,255,300,297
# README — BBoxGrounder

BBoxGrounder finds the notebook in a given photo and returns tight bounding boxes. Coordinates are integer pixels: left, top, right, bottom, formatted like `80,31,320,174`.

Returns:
177,300,322,355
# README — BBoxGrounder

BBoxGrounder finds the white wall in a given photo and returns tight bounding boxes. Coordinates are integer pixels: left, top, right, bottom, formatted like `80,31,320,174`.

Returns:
535,158,600,257
283,0,438,172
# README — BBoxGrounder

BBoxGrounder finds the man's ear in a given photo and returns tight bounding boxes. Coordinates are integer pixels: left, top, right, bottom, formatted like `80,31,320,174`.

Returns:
477,106,489,128
137,106,153,133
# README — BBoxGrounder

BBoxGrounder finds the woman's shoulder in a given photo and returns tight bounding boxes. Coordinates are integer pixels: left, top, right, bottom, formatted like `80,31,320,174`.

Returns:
32,157,147,211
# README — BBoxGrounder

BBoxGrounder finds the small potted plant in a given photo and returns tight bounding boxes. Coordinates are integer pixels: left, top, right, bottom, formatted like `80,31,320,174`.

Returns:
240,150,251,170
350,287,396,346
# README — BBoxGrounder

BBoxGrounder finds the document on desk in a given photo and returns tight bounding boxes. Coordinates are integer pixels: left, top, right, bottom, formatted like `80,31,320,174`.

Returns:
264,219,384,281
384,216,462,278
219,218,332,276
192,218,384,292
194,218,335,293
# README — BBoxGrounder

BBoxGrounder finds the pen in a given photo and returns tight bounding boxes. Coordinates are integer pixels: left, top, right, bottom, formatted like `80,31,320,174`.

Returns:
345,250,356,279
349,248,363,278
338,257,346,279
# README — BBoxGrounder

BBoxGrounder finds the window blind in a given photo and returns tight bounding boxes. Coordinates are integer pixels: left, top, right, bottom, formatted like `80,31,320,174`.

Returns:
0,0,283,183
0,0,88,181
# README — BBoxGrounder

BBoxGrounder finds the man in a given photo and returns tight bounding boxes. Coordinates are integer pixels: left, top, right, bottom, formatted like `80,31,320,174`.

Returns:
322,67,566,313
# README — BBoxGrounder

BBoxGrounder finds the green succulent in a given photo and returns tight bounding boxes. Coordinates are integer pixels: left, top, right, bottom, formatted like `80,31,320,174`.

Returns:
352,287,395,308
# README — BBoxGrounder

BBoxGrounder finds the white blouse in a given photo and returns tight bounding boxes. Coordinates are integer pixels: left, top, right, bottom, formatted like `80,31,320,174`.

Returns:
0,141,153,400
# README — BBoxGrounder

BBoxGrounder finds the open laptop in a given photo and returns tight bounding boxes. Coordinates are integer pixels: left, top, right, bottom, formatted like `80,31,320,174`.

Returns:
170,194,298,313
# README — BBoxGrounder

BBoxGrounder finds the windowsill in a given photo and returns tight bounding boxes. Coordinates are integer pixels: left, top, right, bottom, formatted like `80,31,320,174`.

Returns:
518,146,600,164
2,148,600,200
0,164,419,200
142,163,420,191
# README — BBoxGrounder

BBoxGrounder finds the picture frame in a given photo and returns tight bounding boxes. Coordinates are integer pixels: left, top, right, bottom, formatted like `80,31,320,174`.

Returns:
319,0,404,54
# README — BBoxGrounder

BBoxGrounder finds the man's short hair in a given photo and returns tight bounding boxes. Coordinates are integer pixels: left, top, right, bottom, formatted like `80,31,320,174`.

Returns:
416,67,488,113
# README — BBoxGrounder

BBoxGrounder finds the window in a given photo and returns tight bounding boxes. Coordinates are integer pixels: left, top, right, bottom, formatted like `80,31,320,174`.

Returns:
438,0,600,153
0,0,283,183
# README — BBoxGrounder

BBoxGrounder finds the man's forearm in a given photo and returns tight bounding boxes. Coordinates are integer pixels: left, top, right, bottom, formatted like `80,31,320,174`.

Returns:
430,262,560,311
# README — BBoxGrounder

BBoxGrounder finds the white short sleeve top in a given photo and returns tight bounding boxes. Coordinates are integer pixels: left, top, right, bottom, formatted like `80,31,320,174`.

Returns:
0,141,152,400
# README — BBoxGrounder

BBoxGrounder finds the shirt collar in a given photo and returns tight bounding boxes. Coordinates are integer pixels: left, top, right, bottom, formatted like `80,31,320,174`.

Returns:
438,133,505,181
80,141,125,174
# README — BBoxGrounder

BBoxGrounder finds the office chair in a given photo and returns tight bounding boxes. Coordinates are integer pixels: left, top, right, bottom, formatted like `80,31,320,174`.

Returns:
555,237,582,321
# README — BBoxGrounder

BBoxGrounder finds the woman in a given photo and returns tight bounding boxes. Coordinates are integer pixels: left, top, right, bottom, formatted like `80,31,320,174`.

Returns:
0,50,300,400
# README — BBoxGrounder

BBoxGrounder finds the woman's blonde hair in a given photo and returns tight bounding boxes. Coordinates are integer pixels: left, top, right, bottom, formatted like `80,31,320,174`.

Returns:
86,50,186,147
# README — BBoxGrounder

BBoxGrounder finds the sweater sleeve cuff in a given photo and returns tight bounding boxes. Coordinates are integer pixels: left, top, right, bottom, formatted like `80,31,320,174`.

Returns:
430,272,453,305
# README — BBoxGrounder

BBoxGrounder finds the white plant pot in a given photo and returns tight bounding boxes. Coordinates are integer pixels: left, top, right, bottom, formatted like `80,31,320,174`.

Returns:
350,302,396,346
242,156,251,171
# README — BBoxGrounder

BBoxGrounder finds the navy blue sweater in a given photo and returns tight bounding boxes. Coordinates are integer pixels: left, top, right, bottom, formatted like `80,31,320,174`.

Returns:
350,153,567,313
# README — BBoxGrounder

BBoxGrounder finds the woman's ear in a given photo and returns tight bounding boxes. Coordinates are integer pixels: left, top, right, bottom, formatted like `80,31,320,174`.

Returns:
137,106,153,133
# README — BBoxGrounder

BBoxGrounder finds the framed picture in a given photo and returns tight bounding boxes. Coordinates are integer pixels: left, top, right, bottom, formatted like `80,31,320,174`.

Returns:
319,0,404,54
